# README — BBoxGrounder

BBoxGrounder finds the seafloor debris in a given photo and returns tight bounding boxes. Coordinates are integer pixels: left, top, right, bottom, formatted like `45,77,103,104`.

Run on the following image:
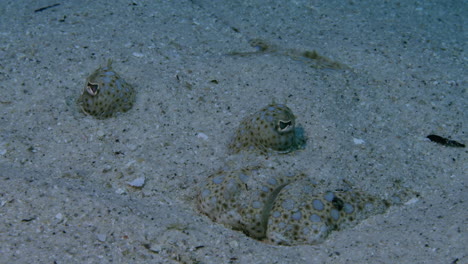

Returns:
34,3,60,13
427,134,465,148
228,38,347,69
127,177,145,188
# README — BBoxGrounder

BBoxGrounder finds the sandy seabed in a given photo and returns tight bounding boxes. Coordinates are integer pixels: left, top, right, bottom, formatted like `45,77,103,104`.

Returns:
0,1,466,263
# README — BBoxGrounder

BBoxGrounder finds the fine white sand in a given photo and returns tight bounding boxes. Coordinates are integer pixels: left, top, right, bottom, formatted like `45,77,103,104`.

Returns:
0,0,466,263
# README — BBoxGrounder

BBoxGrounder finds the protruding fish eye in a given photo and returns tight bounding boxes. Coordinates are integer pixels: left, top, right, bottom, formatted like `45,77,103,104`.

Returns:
332,197,344,211
86,82,99,96
277,120,293,132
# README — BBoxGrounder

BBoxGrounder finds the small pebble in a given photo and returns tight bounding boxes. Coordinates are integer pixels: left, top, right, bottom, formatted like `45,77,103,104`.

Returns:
102,164,112,173
197,132,209,140
404,197,419,205
127,144,138,151
127,177,145,188
96,130,105,138
96,233,107,242
55,213,63,220
116,188,126,195
353,138,365,145
0,141,7,155
132,52,144,58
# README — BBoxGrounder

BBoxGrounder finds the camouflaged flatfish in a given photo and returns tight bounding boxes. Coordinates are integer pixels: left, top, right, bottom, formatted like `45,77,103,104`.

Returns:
197,165,307,239
78,59,135,119
228,104,306,155
265,179,391,246
198,164,413,246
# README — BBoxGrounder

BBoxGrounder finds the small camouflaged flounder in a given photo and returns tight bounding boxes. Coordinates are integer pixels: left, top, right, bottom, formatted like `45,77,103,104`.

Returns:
228,104,306,155
77,60,135,119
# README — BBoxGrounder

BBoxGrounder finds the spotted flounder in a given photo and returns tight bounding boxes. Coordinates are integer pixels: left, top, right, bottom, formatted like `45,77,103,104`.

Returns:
266,179,390,246
228,104,306,154
197,165,306,239
197,165,409,246
78,60,135,119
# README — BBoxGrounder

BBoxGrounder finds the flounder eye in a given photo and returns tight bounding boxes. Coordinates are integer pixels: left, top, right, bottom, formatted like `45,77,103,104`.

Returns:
86,82,99,96
277,120,293,132
332,197,344,211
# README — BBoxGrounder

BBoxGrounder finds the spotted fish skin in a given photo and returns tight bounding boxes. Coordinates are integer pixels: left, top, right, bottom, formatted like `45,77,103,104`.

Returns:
228,104,306,155
78,60,135,119
265,179,390,246
197,165,306,239
197,164,403,246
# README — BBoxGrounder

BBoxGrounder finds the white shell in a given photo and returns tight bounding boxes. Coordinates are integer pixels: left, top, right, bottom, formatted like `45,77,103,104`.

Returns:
127,177,145,188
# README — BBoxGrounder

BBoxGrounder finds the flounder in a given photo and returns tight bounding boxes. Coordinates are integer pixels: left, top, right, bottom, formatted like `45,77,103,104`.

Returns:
228,104,306,155
78,59,135,119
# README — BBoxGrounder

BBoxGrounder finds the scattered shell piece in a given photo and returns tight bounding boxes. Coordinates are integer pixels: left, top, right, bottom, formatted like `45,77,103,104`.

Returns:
96,130,105,138
127,177,145,188
404,197,419,205
55,213,63,220
197,132,209,140
148,244,162,253
353,138,365,145
116,188,126,195
127,144,138,151
0,141,7,155
132,52,144,58
96,233,107,242
102,164,112,173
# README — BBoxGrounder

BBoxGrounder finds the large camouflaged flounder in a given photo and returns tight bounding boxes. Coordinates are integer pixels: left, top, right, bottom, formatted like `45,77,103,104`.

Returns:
228,104,306,155
77,60,135,119
197,165,306,239
197,164,412,246
265,179,391,246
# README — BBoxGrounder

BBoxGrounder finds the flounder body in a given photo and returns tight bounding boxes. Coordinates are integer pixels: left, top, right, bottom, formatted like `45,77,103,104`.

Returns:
197,165,306,239
228,104,306,155
266,179,390,246
197,165,408,246
78,60,135,119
